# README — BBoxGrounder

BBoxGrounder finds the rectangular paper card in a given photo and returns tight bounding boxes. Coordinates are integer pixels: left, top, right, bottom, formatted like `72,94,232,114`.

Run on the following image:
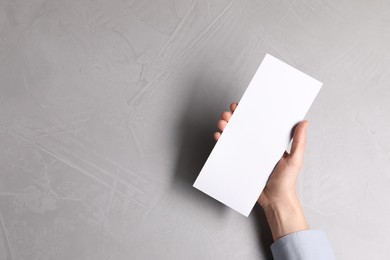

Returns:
193,54,322,217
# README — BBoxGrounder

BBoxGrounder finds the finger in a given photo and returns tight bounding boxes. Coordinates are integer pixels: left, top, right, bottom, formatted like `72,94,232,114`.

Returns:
290,120,308,161
217,119,228,132
214,132,221,141
221,111,232,122
230,102,238,112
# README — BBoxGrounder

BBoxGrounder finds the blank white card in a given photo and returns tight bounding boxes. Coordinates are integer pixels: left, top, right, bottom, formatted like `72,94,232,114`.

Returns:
193,54,322,216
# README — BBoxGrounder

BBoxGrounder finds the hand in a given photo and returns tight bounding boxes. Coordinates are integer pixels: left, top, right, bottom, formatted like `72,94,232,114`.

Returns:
214,103,307,202
257,120,308,208
215,102,309,240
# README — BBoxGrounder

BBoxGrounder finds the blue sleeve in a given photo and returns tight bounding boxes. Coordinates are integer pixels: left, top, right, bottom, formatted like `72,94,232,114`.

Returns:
271,230,335,260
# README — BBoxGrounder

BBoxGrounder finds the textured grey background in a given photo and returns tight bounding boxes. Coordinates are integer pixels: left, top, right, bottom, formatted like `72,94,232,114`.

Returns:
1,0,390,259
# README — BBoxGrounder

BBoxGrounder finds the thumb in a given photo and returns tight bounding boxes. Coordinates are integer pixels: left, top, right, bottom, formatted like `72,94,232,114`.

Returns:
290,120,308,162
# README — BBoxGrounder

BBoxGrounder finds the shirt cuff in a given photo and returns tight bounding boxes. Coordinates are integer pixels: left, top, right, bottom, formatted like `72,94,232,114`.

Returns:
271,230,335,260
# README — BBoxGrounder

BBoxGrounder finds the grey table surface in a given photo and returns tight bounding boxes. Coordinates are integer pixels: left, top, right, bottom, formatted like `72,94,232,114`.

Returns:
1,0,390,259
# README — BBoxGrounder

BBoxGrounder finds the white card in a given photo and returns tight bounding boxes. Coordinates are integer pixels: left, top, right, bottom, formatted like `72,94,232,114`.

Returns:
193,54,322,216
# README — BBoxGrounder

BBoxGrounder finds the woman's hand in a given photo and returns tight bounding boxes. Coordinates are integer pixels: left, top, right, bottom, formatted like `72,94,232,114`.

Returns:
214,102,309,240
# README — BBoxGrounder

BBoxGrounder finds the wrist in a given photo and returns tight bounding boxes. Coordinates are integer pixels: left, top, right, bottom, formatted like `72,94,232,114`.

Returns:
261,195,309,241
